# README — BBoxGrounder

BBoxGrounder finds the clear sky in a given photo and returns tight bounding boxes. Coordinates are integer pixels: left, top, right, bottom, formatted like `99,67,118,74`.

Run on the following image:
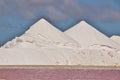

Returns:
0,0,120,45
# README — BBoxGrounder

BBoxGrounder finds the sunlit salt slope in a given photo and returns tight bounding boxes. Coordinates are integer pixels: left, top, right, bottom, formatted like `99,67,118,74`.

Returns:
1,19,120,66
111,36,120,44
65,21,120,49
0,47,120,65
3,19,80,48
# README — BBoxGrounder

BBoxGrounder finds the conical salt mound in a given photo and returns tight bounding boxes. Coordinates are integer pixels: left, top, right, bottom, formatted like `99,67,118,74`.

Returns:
65,21,120,49
3,18,79,48
25,18,77,43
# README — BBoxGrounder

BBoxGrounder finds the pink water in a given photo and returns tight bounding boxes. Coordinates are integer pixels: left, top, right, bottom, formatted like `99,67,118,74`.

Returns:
0,69,120,80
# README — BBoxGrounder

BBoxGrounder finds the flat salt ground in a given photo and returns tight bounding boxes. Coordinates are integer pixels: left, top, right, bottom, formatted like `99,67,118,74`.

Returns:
65,21,120,49
0,47,120,66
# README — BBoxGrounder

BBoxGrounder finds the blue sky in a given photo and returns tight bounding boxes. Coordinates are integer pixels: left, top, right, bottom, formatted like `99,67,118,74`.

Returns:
0,0,120,45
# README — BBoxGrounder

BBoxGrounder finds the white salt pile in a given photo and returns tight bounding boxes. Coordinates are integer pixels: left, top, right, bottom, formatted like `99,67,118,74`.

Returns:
0,18,120,66
3,19,80,48
0,47,120,65
65,21,120,49
111,36,120,45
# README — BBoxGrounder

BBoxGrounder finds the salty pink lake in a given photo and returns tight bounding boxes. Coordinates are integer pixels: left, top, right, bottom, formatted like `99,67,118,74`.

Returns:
0,68,120,80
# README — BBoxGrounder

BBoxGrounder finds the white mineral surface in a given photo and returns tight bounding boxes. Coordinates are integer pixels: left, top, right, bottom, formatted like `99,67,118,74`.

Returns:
0,19,120,66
